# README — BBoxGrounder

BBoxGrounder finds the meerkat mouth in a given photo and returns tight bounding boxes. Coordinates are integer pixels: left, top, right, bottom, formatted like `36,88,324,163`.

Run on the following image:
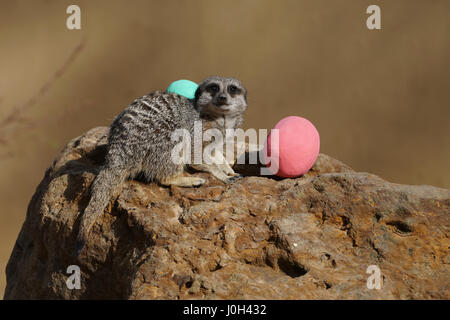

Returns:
214,103,230,108
209,105,232,117
217,107,232,114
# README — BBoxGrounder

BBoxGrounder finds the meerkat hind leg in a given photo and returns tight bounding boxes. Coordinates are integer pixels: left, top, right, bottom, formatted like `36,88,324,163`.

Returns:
159,172,206,187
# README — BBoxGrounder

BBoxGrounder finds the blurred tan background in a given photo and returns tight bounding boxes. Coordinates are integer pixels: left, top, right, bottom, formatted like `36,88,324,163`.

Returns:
1,0,449,297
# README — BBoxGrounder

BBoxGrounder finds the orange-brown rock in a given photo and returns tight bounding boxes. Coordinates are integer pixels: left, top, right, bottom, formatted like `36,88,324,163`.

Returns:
4,127,449,299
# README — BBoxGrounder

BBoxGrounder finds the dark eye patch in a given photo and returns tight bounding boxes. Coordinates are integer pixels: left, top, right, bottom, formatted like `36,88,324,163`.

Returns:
227,85,241,95
206,83,220,94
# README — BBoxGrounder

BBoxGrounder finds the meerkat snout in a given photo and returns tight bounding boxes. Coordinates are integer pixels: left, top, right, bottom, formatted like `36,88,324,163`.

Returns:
216,93,228,106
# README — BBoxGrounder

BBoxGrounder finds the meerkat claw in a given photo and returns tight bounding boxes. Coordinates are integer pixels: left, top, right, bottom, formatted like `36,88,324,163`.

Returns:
225,174,243,184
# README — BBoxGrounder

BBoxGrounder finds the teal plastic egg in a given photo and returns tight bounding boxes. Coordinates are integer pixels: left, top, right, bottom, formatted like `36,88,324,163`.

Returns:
166,79,198,99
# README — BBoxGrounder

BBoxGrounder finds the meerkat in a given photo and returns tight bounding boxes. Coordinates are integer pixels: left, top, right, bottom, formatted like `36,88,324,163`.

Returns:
75,76,248,257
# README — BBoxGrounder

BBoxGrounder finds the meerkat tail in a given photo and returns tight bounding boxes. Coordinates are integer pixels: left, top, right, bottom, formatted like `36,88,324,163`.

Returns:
75,167,127,258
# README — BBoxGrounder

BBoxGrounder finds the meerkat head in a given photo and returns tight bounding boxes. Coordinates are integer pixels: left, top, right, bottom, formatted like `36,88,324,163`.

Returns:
194,76,247,117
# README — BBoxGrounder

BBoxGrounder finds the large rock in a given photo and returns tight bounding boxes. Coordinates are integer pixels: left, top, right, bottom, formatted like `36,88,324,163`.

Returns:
4,127,449,299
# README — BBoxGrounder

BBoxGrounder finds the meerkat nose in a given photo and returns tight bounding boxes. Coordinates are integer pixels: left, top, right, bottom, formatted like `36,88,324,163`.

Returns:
217,93,227,103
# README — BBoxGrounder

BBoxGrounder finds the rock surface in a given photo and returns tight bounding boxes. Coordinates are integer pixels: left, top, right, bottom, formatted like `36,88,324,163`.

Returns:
4,127,450,299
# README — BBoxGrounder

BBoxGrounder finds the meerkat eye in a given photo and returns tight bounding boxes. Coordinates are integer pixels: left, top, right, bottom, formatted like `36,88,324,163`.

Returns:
228,85,240,95
207,84,220,94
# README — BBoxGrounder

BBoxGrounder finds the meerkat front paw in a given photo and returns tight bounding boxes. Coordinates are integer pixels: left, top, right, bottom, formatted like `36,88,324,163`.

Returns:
189,164,242,184
210,167,243,184
218,163,236,176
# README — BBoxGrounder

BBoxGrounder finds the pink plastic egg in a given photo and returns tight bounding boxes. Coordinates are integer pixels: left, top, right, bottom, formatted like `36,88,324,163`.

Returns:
264,116,320,178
